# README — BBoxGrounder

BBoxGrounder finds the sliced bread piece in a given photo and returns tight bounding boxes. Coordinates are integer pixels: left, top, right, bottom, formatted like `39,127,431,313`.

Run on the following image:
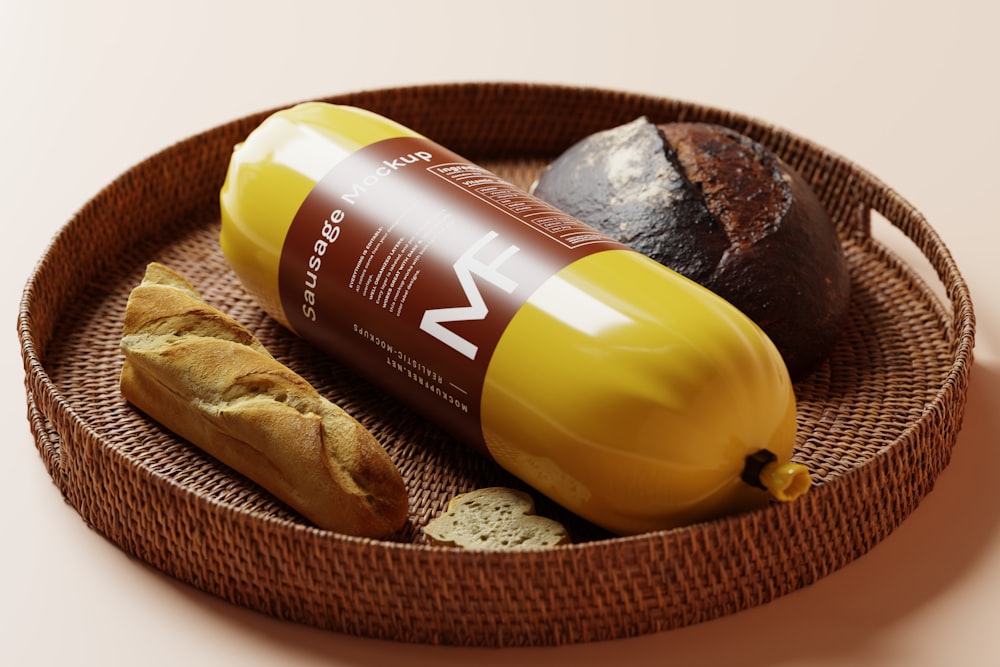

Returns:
423,487,570,550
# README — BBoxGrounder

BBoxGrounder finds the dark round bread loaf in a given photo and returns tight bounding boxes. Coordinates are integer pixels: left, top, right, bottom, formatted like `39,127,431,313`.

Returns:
531,117,850,380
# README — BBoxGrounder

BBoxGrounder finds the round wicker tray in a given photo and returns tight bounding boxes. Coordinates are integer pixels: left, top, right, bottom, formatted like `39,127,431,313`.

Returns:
18,83,975,647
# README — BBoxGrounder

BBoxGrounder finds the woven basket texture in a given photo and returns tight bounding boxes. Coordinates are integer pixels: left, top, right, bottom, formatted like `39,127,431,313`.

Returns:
18,82,975,647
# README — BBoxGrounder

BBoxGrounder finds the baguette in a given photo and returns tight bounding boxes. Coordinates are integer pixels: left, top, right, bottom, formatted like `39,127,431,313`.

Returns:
119,262,408,537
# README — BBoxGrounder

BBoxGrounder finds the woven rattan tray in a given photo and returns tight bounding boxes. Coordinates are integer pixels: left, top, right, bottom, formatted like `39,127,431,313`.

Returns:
18,83,975,647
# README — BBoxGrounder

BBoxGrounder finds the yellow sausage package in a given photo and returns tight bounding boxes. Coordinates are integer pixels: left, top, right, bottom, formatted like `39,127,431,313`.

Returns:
219,102,810,535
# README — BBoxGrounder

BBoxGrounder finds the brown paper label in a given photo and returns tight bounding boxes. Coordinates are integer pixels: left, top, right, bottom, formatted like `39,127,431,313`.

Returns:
278,136,626,453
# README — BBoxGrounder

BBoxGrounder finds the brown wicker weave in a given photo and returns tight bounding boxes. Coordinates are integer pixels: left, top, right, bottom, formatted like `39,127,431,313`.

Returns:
18,83,975,647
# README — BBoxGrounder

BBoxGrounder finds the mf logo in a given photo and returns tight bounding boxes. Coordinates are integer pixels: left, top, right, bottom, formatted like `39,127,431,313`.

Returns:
420,231,520,359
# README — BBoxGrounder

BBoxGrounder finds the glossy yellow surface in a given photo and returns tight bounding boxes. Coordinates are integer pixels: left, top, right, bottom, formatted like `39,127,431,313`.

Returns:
220,103,418,327
219,102,809,535
482,250,803,533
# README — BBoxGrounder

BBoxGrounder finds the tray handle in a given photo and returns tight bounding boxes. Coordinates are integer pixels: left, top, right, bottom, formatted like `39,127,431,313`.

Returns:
847,172,975,349
23,385,65,490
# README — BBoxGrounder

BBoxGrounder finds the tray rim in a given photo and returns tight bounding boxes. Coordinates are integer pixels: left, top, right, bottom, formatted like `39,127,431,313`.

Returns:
17,81,976,647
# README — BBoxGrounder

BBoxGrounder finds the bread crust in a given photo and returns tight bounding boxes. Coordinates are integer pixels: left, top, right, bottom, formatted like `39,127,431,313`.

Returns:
532,118,850,379
119,263,408,537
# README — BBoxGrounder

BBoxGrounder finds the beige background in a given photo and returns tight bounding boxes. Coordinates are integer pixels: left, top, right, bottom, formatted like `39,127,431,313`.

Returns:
3,1,998,664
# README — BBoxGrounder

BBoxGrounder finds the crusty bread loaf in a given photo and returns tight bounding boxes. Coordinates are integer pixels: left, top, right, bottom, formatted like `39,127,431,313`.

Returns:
423,487,570,550
532,118,850,380
119,262,408,537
